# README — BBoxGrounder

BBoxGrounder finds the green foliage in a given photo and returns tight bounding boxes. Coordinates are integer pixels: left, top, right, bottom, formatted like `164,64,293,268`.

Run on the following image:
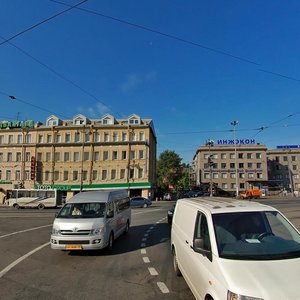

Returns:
157,150,189,192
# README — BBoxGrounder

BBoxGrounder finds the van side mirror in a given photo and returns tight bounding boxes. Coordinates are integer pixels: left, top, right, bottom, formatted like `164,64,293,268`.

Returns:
193,238,212,261
106,210,114,218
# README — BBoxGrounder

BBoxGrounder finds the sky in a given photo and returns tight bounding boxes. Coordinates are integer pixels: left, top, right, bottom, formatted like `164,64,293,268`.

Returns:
1,0,300,164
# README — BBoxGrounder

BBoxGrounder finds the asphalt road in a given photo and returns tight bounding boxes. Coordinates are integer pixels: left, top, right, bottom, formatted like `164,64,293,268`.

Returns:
0,202,193,300
1,198,300,300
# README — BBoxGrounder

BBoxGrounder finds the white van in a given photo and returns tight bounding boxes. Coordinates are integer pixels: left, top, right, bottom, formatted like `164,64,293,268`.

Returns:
51,190,131,251
171,197,300,300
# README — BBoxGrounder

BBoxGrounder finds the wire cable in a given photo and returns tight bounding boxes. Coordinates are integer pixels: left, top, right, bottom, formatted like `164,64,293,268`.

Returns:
0,0,89,47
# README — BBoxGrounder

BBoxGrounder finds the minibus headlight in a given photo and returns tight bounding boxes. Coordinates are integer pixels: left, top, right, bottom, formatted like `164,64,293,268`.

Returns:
91,227,104,235
227,291,263,300
52,228,60,235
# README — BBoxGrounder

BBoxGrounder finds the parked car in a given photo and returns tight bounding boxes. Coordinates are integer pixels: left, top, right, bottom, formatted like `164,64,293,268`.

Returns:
171,197,300,300
163,193,172,201
167,205,175,224
130,196,152,208
183,190,204,198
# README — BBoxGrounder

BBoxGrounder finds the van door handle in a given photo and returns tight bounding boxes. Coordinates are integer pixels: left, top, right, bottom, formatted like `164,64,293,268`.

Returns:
185,240,189,244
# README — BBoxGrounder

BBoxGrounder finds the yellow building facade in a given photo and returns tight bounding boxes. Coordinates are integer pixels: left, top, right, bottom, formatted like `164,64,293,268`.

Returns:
0,114,157,203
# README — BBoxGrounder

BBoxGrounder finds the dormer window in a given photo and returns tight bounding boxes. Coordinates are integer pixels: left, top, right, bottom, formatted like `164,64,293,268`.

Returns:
101,114,114,125
75,119,84,125
46,115,60,126
73,114,88,126
128,114,141,125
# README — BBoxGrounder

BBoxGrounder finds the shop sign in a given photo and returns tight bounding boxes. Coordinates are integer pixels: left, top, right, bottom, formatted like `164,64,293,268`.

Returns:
0,120,34,129
217,139,256,145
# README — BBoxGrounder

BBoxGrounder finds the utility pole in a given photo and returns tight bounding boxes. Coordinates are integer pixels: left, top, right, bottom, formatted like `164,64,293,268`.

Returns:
206,139,214,197
231,121,239,198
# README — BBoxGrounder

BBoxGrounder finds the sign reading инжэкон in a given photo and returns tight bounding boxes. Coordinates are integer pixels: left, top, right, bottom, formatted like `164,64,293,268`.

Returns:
217,139,256,145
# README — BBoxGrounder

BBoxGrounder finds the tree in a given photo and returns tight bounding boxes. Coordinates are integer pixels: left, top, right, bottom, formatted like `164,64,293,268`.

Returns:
157,150,182,192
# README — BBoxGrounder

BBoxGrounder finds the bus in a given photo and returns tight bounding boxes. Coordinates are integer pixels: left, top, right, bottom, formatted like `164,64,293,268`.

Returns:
7,189,63,209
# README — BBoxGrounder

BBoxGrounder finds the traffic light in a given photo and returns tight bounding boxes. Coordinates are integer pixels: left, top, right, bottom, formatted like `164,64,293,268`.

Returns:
31,156,36,180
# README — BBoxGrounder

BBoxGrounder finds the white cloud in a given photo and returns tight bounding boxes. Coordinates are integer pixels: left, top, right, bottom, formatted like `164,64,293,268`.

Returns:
120,71,157,93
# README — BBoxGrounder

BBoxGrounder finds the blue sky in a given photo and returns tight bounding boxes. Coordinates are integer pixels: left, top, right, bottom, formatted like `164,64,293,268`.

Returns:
1,0,300,163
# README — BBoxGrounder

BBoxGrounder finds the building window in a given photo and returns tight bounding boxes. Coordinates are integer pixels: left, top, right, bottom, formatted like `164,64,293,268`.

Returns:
257,173,263,179
256,153,262,159
0,136,3,144
102,169,107,180
46,152,51,162
94,152,99,161
16,152,22,162
82,171,88,181
240,183,245,189
221,153,226,159
65,133,71,143
130,151,135,160
213,173,218,179
122,132,127,142
25,134,31,143
64,152,70,161
74,132,80,142
230,173,236,179
129,168,134,179
15,134,22,144
204,173,210,179
45,171,50,181
63,171,68,181
7,152,12,162
293,165,298,170
221,163,226,169
83,152,89,161
247,153,253,159
55,152,60,162
111,169,116,180
139,150,144,159
8,135,13,144
15,170,21,181
120,169,125,179
238,163,244,168
73,171,78,181
231,183,236,189
230,163,235,169
238,153,243,159
257,163,262,169
37,153,42,161
104,133,110,142
25,152,31,162
122,151,127,160
138,168,143,178
113,132,118,142
55,134,61,143
84,132,90,143
112,151,118,160
103,151,109,161
292,156,297,162
248,173,254,179
139,132,145,141
54,171,59,181
247,162,253,169
230,153,235,159
6,170,11,180
74,152,79,162
92,170,97,180
95,132,100,142
239,173,245,179
221,173,227,179
47,134,52,143
0,153,2,162
222,183,228,189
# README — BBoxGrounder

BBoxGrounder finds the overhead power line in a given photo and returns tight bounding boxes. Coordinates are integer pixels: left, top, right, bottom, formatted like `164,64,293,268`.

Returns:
0,0,89,47
50,0,259,66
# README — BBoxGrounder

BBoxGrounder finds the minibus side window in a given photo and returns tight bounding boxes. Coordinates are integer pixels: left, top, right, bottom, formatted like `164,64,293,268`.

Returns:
107,201,114,218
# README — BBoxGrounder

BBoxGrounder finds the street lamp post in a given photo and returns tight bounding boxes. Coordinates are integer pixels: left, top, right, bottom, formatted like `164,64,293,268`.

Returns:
231,121,239,198
206,139,214,197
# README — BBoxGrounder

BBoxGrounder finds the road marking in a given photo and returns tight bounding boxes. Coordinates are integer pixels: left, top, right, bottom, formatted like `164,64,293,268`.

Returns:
143,257,150,263
0,224,52,239
141,249,146,254
148,267,158,276
0,242,50,278
157,282,170,294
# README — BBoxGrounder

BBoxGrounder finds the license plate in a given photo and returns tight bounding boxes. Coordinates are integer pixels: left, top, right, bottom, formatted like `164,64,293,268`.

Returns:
65,245,82,250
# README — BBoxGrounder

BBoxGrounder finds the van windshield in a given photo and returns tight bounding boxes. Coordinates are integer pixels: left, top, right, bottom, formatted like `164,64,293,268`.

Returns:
212,211,300,260
57,203,106,218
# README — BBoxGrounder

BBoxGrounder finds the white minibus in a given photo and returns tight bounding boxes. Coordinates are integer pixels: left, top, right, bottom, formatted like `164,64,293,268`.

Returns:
51,190,131,251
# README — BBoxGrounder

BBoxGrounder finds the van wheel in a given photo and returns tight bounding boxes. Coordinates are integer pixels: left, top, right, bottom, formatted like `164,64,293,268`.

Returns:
13,204,19,209
124,221,129,235
143,203,148,208
107,232,114,250
37,203,45,210
172,249,182,276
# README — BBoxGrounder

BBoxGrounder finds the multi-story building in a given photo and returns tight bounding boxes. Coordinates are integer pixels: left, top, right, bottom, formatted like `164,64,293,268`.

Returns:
267,146,300,194
193,142,268,195
0,113,157,203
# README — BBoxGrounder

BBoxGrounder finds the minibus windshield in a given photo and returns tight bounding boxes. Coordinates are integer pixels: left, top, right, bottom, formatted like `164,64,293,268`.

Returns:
57,203,106,218
213,211,300,260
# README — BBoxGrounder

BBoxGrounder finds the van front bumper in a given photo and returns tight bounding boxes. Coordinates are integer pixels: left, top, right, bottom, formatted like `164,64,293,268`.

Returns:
50,235,107,250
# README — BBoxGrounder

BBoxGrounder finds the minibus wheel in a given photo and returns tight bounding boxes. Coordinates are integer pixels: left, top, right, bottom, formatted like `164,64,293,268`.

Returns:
108,232,114,250
37,203,45,210
13,204,19,209
124,221,129,235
